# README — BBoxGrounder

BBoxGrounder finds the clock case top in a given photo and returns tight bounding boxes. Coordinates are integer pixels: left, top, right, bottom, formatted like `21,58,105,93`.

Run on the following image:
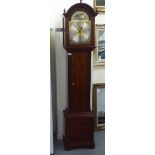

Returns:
63,3,98,52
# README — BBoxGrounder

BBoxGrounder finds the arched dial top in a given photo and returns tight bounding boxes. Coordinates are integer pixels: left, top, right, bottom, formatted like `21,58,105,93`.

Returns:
71,11,89,20
69,11,91,44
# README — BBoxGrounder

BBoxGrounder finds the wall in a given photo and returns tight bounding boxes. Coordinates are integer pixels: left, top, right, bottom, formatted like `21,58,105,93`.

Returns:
50,0,105,140
93,13,105,84
91,13,105,109
50,29,55,154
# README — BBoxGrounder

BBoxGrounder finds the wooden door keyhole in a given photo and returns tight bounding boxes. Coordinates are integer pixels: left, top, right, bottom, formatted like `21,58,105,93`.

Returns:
72,82,75,86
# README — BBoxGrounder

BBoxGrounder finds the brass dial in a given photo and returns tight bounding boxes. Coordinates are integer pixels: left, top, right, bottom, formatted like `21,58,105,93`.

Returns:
69,11,91,44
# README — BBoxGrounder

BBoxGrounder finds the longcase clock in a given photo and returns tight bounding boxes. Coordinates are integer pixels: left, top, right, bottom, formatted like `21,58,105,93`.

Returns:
63,1,98,150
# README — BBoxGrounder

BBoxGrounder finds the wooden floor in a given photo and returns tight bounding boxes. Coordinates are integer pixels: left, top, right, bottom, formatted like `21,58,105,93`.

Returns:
54,130,105,155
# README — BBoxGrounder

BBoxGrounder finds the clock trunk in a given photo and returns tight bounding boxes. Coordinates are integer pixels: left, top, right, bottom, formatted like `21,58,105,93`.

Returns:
68,51,91,112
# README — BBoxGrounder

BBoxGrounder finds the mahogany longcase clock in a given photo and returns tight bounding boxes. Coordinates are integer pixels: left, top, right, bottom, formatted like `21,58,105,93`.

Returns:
63,1,98,150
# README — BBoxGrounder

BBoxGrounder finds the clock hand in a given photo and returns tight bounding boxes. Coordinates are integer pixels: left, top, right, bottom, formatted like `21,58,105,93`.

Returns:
73,24,80,32
77,22,83,31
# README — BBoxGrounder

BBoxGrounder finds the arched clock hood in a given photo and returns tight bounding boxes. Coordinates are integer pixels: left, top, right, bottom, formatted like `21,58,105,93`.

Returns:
63,2,98,51
63,3,98,18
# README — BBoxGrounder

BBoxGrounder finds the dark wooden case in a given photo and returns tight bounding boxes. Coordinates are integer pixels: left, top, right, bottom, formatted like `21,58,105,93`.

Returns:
68,51,91,112
63,2,98,150
63,109,95,150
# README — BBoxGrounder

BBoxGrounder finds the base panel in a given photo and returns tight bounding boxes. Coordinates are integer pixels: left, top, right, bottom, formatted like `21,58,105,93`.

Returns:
63,109,95,150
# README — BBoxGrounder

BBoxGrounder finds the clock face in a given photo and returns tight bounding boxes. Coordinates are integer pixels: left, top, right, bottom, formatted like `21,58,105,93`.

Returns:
69,11,91,44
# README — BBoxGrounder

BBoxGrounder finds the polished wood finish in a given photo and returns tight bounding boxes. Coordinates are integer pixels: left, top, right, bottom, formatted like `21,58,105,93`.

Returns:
63,109,95,150
63,2,98,150
68,52,91,112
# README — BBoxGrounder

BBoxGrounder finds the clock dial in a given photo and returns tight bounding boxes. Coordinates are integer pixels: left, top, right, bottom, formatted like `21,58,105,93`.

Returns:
69,21,91,43
69,11,91,44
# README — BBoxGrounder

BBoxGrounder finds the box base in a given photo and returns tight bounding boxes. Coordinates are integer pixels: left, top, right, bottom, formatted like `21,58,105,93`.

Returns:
63,109,95,150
